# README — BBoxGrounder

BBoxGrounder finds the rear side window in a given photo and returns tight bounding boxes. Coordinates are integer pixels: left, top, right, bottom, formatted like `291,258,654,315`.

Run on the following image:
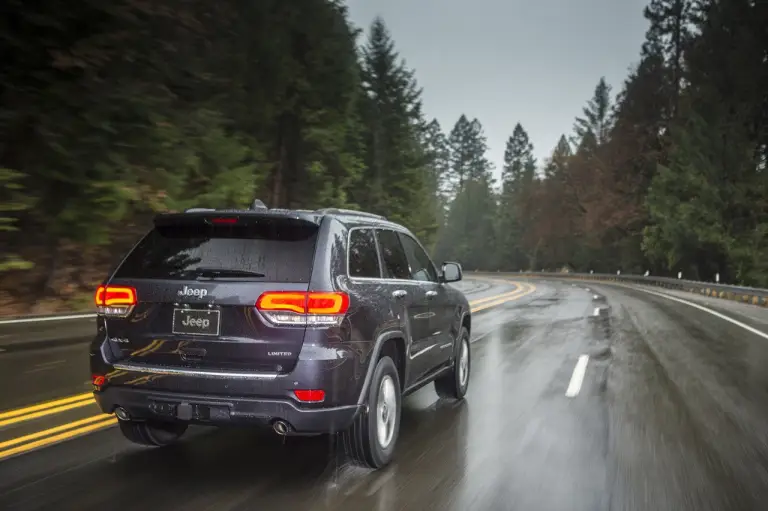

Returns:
398,233,438,282
113,220,318,283
348,228,381,278
376,229,411,280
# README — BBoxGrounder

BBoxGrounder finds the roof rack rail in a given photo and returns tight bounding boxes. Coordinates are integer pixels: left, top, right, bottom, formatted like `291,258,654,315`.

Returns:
184,207,216,213
315,208,387,220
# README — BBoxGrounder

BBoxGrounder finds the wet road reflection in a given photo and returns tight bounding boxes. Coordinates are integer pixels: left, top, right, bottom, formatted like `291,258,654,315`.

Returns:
3,279,768,510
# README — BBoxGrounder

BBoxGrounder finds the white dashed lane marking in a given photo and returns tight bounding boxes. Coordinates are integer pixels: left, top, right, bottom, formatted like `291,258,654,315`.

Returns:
565,355,590,398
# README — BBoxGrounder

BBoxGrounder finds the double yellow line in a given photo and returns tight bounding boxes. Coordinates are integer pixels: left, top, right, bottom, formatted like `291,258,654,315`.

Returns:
469,280,536,312
0,393,115,461
0,279,535,461
0,392,95,428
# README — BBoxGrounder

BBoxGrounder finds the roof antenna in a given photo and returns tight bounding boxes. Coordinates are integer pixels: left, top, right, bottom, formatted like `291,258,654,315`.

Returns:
250,199,268,210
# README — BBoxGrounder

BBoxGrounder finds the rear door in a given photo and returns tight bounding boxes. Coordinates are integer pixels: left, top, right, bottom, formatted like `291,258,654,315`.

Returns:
101,214,320,374
375,229,432,383
396,232,450,371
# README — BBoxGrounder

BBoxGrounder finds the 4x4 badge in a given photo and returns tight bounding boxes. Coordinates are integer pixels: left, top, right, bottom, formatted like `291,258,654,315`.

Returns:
178,286,208,298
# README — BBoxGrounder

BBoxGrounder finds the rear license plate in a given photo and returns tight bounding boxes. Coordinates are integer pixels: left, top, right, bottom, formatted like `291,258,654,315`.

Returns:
172,308,220,336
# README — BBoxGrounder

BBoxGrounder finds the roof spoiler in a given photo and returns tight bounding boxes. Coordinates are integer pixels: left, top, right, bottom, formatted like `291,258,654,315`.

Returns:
154,210,320,227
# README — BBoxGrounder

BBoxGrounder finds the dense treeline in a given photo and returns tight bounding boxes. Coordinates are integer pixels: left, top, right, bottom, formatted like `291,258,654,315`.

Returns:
0,0,437,312
439,0,768,286
0,0,766,314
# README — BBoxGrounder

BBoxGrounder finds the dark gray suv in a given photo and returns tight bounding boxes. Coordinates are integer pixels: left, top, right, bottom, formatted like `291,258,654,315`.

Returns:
90,201,472,468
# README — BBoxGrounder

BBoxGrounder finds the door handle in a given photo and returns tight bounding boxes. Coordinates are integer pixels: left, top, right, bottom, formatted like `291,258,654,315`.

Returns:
426,290,438,299
392,290,408,299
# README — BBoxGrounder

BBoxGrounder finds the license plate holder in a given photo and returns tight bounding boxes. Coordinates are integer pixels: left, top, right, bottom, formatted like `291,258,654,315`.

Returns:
172,308,221,336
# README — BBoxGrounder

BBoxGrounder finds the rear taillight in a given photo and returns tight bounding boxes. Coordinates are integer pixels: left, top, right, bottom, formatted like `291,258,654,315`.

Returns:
256,291,349,327
95,285,137,317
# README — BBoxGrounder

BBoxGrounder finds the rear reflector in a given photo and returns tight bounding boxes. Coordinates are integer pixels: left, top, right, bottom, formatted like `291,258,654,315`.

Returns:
256,291,349,327
92,374,106,389
95,285,137,317
293,390,325,403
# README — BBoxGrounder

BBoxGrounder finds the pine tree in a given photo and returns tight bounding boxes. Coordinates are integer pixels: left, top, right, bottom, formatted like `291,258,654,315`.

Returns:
353,17,437,242
573,78,613,148
502,124,535,193
444,115,472,198
435,176,497,270
421,118,451,229
496,123,536,270
642,0,695,121
445,115,492,199
433,115,495,266
533,136,577,268
544,135,571,179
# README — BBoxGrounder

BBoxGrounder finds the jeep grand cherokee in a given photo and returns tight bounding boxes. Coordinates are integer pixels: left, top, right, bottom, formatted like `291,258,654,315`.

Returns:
90,201,472,469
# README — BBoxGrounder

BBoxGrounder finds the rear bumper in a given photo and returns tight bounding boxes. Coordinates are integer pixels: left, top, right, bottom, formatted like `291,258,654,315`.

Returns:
94,387,362,434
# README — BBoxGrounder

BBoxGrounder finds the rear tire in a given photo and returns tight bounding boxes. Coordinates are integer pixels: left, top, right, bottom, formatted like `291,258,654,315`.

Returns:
341,355,401,469
434,326,471,399
118,419,188,447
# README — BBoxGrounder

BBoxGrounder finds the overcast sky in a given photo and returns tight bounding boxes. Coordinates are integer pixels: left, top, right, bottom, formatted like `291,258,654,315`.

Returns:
345,0,649,175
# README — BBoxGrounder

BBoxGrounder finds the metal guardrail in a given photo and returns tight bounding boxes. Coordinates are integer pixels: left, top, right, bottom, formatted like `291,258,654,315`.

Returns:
469,271,768,307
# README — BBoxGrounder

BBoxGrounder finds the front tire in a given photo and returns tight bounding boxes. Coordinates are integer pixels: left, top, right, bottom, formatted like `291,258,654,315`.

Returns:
341,355,401,469
434,326,471,399
118,419,188,447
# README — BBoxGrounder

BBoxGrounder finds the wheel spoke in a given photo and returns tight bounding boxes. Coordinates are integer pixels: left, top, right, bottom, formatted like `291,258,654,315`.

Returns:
384,379,395,406
376,375,397,448
459,338,469,387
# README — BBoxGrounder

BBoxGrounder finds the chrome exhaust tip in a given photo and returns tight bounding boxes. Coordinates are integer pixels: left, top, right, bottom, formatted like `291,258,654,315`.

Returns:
273,420,290,436
114,407,130,421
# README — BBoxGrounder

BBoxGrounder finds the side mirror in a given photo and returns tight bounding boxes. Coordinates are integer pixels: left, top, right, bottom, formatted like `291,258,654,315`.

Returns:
442,262,463,283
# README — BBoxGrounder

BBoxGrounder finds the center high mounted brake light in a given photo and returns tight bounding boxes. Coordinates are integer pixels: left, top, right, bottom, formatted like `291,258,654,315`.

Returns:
256,291,349,326
210,217,238,224
95,285,137,317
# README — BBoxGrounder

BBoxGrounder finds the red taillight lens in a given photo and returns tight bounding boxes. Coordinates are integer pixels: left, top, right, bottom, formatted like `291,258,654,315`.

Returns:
293,389,325,403
307,292,350,315
256,292,309,314
95,285,137,317
95,285,137,306
256,291,349,326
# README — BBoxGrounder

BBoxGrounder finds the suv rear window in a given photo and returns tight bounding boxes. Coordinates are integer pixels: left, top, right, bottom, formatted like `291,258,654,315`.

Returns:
113,220,318,283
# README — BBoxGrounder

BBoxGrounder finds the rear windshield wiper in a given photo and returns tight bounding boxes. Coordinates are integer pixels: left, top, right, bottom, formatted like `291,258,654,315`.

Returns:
191,267,266,280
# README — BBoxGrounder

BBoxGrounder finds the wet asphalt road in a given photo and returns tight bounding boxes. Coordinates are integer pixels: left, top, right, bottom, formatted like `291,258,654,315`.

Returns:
2,277,768,510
